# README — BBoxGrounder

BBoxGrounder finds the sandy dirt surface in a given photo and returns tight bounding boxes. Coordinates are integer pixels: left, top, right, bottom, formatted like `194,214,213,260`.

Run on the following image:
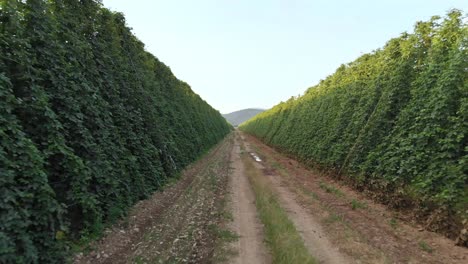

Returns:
226,138,271,264
243,132,468,264
73,131,466,264
243,138,347,264
75,135,234,264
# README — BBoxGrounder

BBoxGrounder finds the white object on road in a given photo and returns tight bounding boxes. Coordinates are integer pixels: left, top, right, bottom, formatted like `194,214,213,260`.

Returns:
250,152,262,162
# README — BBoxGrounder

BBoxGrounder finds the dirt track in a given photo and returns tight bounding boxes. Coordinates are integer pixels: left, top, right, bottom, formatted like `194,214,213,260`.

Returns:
74,131,468,263
226,138,270,264
243,132,468,263
75,135,234,264
243,139,347,263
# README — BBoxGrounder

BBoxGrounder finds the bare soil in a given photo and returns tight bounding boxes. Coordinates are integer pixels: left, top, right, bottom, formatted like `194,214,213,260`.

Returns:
225,137,271,264
243,138,347,264
74,135,234,264
73,131,466,264
243,132,468,264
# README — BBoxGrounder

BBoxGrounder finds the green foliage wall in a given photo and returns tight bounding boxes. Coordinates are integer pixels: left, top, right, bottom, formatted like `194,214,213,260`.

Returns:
242,11,467,224
0,0,231,262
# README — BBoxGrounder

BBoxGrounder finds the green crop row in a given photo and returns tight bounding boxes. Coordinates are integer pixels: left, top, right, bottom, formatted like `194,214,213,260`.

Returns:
0,0,231,262
241,10,467,236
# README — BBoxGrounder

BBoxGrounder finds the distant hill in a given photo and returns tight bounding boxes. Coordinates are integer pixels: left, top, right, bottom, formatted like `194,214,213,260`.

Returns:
223,108,265,126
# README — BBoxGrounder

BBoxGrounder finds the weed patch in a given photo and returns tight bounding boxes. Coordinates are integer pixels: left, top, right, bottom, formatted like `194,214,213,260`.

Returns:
418,241,433,253
319,182,345,197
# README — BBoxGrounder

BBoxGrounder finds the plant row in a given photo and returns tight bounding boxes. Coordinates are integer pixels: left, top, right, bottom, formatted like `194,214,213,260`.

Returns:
241,10,467,237
0,0,231,262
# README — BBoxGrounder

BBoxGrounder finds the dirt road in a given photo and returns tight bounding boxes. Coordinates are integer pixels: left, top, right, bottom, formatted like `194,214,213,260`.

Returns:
242,136,346,263
75,135,235,264
242,132,468,264
226,138,270,264
74,131,467,263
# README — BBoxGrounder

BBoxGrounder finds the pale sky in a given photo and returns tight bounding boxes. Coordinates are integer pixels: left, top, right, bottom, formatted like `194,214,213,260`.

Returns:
102,0,467,114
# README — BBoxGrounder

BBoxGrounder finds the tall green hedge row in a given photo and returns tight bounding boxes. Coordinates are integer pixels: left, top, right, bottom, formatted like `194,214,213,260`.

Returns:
241,11,467,227
0,0,231,262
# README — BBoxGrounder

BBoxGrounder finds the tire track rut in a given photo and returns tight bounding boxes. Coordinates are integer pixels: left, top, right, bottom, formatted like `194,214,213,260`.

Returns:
226,138,270,264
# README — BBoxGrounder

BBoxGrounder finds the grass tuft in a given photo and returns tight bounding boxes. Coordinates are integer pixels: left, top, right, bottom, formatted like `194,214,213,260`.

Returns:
319,181,345,197
389,218,398,229
418,241,433,253
350,199,367,210
324,213,345,225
